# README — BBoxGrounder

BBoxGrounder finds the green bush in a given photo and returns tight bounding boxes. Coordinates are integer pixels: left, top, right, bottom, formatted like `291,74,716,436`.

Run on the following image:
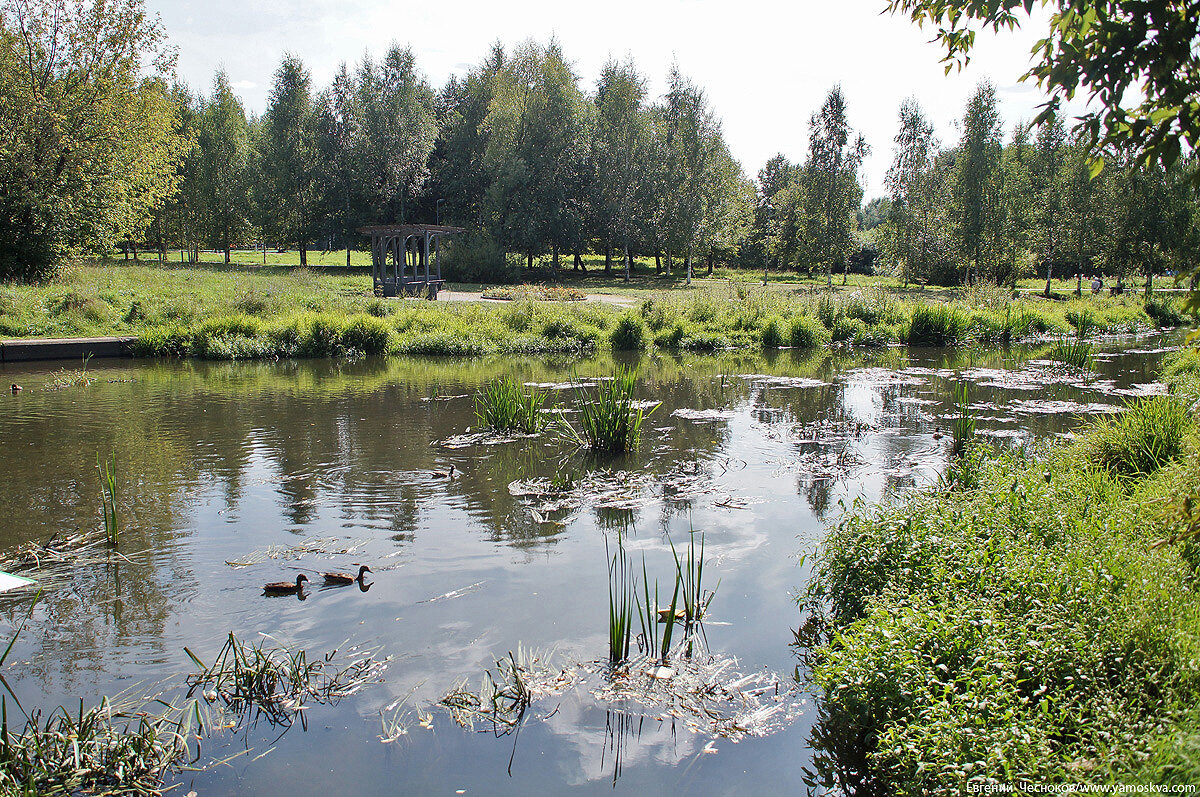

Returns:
907,303,968,346
341,314,395,355
788,315,831,348
610,313,647,351
760,316,786,349
805,437,1200,793
1084,396,1190,477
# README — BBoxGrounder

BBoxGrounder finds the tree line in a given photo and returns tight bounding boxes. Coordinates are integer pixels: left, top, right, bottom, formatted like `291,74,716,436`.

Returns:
3,0,1198,289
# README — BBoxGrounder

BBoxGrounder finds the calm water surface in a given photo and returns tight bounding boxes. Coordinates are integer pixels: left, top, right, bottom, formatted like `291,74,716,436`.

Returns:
0,337,1179,794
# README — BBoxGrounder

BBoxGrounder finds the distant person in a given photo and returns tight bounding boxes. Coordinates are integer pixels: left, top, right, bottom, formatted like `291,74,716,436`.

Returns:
1091,274,1102,294
1111,275,1124,295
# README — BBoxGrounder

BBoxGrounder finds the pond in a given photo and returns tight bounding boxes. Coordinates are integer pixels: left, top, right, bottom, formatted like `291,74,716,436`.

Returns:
0,335,1179,794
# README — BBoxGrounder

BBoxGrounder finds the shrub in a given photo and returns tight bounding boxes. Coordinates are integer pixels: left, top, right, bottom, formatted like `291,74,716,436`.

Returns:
788,315,831,348
610,313,647,351
1145,296,1185,328
907,303,968,346
680,331,729,351
474,377,548,434
760,316,786,349
341,315,395,355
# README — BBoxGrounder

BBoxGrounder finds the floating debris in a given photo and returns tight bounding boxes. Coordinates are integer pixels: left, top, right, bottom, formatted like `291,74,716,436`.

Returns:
671,408,737,422
436,430,526,449
417,580,486,604
421,394,470,403
225,537,371,568
741,374,829,390
439,647,580,733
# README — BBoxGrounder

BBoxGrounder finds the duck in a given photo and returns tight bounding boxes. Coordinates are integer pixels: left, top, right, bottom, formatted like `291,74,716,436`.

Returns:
431,464,457,479
10,384,21,393
932,426,944,440
263,573,308,595
656,607,687,623
322,564,371,585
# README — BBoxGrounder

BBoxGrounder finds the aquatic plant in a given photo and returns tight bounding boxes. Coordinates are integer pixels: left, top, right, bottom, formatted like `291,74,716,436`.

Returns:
184,633,385,727
950,382,975,456
474,377,548,434
1048,337,1094,370
440,647,541,732
1085,395,1189,477
0,593,201,796
46,353,96,390
606,532,637,663
97,452,119,546
562,369,658,454
670,527,715,628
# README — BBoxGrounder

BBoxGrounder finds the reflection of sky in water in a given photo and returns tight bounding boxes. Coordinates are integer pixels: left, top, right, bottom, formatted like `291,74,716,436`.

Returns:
0,333,1181,792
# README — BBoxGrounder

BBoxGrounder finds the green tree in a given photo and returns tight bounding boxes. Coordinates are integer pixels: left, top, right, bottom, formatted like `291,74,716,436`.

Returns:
1030,113,1066,295
751,154,798,274
314,62,364,266
593,57,651,281
483,40,591,273
258,54,320,266
803,85,868,287
0,0,190,280
884,0,1200,177
1060,132,1104,294
355,44,437,225
883,98,938,284
198,70,252,263
998,121,1033,290
953,81,1003,284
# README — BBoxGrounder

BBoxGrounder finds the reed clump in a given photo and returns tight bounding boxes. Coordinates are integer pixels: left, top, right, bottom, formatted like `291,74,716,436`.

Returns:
1048,337,1094,370
474,377,548,434
562,369,658,454
97,452,119,546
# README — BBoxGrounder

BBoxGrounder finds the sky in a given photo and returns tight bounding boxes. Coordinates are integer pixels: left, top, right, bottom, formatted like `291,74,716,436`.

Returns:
147,0,1086,197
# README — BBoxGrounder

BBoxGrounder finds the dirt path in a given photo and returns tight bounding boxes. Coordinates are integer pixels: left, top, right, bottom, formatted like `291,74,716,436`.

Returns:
437,290,638,308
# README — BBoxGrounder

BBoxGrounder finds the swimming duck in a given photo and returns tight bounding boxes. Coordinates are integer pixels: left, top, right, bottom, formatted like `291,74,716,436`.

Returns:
431,464,457,479
323,564,371,585
263,574,308,595
10,384,21,393
932,426,944,440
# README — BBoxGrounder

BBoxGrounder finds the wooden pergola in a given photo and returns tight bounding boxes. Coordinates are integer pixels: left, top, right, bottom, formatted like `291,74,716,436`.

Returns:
359,224,466,300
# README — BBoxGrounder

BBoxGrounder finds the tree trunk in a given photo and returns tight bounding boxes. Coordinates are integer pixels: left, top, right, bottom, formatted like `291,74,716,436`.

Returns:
573,251,584,272
665,250,672,277
707,249,714,276
527,251,533,270
654,251,661,274
685,249,692,286
604,245,612,275
624,242,631,283
300,244,307,267
224,246,231,264
346,246,351,267
1145,270,1153,298
552,244,560,275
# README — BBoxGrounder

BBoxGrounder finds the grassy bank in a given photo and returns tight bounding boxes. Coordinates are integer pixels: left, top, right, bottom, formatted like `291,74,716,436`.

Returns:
800,351,1200,793
0,263,1184,359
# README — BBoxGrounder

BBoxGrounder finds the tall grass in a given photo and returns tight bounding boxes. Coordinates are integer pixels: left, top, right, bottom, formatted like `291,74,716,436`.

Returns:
606,532,637,664
1085,395,1190,477
950,382,975,456
474,377,548,434
563,369,658,454
1049,337,1094,370
907,304,968,346
97,452,118,546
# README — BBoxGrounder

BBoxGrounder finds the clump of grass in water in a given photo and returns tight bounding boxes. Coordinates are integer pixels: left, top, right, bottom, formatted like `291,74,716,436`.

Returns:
46,353,96,390
0,592,202,795
1049,337,1094,370
184,632,385,727
951,382,975,456
607,531,637,664
97,452,118,546
474,377,548,434
440,647,538,731
562,368,658,454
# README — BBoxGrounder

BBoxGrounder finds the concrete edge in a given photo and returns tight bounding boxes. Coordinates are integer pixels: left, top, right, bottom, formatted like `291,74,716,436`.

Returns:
0,336,137,363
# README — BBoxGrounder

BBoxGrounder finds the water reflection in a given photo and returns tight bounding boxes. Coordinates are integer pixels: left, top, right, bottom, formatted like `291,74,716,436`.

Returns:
0,334,1180,792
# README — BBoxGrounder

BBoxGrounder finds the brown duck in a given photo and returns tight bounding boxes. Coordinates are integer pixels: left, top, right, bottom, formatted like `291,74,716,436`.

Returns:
322,564,371,585
263,574,308,595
